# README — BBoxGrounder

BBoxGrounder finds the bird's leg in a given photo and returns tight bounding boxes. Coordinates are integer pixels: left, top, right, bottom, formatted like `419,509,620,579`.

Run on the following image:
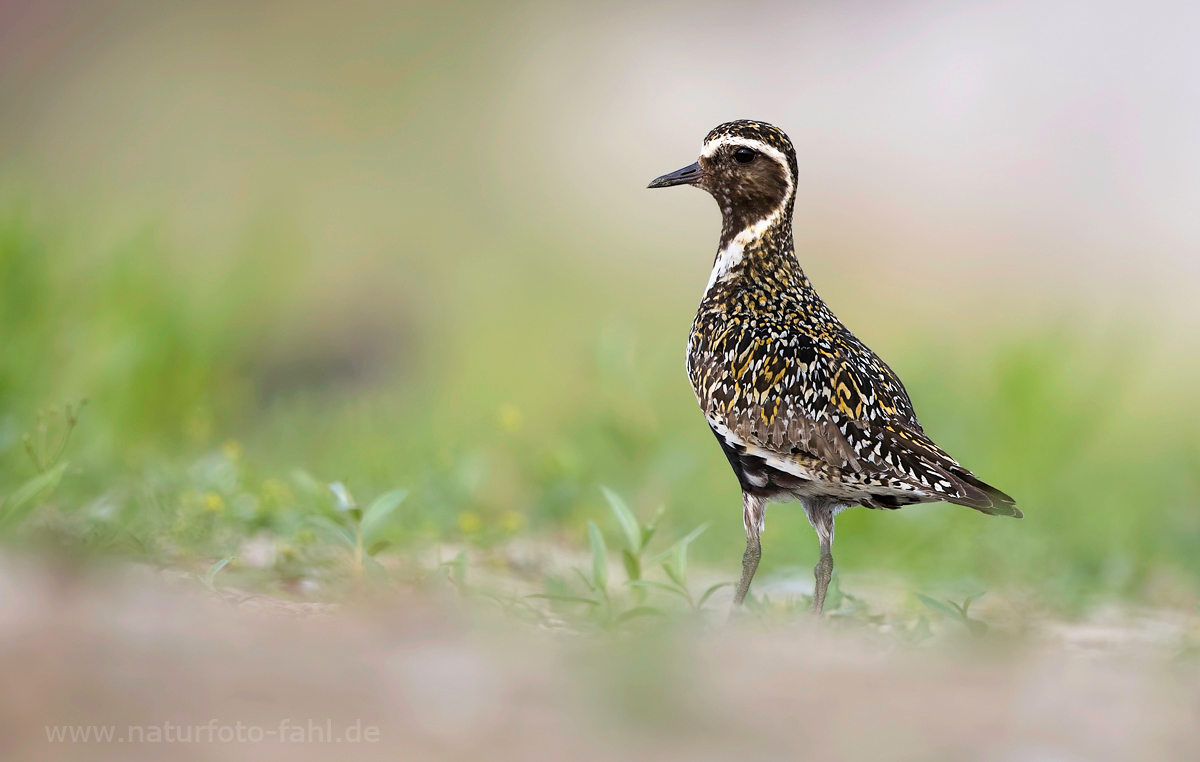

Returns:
732,493,767,608
811,538,834,615
803,499,837,615
732,534,761,607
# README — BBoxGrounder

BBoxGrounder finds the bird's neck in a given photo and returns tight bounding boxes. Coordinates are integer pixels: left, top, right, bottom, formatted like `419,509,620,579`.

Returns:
717,197,792,251
705,203,809,296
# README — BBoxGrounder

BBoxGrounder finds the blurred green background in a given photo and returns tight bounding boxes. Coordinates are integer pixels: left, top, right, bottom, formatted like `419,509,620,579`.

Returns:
2,0,1198,608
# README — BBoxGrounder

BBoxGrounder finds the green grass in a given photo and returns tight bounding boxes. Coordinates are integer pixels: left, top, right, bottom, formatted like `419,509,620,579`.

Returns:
2,199,1199,615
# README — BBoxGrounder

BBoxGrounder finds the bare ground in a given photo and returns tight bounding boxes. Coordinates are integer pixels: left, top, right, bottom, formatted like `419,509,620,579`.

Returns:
1,552,1198,762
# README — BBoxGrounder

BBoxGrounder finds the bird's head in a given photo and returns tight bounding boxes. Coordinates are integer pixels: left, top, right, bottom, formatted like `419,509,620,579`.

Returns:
648,120,799,236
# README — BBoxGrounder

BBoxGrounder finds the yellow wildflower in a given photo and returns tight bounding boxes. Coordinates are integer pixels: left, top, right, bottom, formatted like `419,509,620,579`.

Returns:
203,492,225,513
457,512,483,533
498,403,522,432
221,440,244,461
501,510,524,532
261,478,293,506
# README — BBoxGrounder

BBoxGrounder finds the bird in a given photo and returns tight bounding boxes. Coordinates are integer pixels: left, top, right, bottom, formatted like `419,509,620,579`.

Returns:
648,120,1021,615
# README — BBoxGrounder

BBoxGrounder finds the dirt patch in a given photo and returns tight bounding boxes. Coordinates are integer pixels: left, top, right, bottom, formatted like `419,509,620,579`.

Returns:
1,555,1197,762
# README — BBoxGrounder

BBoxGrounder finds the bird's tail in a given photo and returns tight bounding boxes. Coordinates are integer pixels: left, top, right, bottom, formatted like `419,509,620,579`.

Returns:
946,467,1022,518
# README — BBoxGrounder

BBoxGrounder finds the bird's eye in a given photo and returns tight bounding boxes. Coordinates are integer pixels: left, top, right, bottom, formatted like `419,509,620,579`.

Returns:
733,147,756,164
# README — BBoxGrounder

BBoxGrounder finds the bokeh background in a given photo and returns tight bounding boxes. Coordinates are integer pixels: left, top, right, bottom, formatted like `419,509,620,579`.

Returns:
2,0,1199,608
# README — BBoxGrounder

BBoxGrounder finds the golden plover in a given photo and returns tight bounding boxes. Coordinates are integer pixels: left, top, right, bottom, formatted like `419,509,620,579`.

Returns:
649,120,1021,614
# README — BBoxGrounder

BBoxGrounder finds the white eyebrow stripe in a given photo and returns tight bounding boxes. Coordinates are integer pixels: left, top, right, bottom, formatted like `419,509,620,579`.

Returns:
699,136,790,169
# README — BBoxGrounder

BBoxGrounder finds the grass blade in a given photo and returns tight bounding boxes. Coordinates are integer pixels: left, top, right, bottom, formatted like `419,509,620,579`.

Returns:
662,560,687,590
915,593,964,621
360,489,409,542
306,515,356,550
451,550,467,588
698,581,734,608
289,468,325,497
0,462,68,531
573,567,598,593
624,583,691,602
621,549,641,581
588,520,608,593
527,594,600,606
328,481,357,512
203,557,232,589
647,522,710,567
615,606,665,624
602,487,642,552
962,591,986,618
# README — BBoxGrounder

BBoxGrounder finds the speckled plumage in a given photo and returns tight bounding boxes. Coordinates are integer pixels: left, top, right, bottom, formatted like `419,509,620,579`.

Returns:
650,120,1020,613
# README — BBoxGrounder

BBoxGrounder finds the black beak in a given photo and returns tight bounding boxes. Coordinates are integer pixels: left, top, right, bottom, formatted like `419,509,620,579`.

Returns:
647,162,702,189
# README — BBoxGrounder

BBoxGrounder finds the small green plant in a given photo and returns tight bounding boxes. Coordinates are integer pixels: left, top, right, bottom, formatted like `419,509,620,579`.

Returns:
588,520,609,601
308,482,409,582
894,615,934,646
628,523,731,611
22,399,86,474
529,490,732,627
915,591,988,635
201,557,233,592
603,487,732,610
819,575,876,621
0,400,85,533
601,487,664,592
0,462,68,533
433,548,469,593
529,519,637,622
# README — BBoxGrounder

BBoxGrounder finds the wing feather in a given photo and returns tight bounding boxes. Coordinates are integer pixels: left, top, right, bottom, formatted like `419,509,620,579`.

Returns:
691,313,1020,517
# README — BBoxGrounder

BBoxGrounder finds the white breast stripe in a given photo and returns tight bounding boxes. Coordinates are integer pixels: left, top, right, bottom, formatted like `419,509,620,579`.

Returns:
700,137,795,297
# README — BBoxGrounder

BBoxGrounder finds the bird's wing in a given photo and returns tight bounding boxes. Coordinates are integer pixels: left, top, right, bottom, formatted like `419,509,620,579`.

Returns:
692,322,1020,517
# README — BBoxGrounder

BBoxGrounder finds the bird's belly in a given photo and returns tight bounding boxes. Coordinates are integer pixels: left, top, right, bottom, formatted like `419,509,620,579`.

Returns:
707,411,931,510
